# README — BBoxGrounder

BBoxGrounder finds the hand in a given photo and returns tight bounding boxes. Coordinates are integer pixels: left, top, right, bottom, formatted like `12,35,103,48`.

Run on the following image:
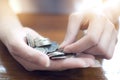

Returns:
1,27,96,71
60,9,118,59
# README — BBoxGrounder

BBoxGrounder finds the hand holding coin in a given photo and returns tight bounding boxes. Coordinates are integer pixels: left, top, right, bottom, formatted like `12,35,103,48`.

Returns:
26,33,76,60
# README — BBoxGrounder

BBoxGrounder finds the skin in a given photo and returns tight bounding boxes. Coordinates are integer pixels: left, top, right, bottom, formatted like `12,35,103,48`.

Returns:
0,0,119,71
60,0,120,59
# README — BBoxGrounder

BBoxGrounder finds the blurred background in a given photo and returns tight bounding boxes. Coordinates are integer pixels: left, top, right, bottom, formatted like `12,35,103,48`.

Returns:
9,0,102,14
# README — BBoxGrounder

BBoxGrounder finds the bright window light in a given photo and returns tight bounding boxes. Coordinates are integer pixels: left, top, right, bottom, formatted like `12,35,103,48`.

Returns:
74,0,103,12
9,0,22,13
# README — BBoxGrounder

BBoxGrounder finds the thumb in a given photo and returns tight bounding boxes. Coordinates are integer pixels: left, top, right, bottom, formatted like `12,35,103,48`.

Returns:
9,40,50,68
23,42,50,67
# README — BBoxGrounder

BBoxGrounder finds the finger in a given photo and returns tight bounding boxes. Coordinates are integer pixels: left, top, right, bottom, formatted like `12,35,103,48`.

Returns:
60,13,84,49
107,27,118,59
14,53,96,71
84,20,114,57
10,41,50,67
63,16,105,53
84,21,118,59
12,55,44,71
46,53,96,71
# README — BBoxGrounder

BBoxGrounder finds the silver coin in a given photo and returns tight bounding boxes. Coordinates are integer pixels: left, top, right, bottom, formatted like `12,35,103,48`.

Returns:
50,56,67,60
34,47,47,54
26,33,76,60
47,51,65,57
49,52,76,60
43,47,50,54
46,42,58,53
64,53,76,58
34,38,51,47
51,54,75,60
42,38,51,46
26,34,35,47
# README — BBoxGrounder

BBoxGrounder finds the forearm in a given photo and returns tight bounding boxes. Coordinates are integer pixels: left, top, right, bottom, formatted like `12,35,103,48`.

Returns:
0,0,23,42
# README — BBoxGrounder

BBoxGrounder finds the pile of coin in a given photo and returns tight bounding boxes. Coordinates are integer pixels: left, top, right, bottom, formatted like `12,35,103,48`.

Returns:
26,34,75,60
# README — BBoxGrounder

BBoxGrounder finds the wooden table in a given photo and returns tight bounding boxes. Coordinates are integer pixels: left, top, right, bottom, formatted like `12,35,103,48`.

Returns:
0,14,120,80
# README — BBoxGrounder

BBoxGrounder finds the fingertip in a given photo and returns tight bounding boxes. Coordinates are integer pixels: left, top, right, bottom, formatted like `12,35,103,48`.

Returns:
59,36,76,49
63,46,73,53
59,41,68,48
26,45,50,67
38,53,50,67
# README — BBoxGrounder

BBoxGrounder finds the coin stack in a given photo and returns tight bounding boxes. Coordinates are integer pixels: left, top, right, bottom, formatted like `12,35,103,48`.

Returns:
26,34,75,60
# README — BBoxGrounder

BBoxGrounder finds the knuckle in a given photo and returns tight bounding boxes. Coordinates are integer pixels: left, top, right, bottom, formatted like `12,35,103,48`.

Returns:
106,55,113,60
103,52,113,60
69,12,81,20
87,34,99,46
105,50,114,60
97,46,113,60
